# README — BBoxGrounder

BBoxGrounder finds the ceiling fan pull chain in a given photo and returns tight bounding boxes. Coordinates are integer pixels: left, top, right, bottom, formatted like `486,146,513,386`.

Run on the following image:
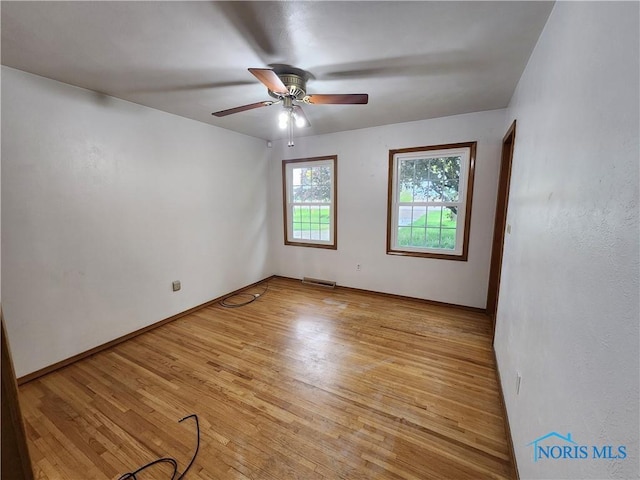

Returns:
288,108,295,147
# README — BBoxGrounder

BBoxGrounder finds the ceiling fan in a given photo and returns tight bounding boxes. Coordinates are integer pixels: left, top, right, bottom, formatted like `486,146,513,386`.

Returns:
212,66,368,146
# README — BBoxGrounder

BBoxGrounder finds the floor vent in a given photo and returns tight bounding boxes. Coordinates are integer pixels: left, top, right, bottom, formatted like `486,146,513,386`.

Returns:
302,277,336,289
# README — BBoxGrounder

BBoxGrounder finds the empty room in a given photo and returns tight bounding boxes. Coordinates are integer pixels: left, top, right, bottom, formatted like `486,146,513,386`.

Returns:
1,2,638,480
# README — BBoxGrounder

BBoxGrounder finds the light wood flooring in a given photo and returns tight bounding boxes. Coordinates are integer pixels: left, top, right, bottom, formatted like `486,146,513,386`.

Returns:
18,277,515,479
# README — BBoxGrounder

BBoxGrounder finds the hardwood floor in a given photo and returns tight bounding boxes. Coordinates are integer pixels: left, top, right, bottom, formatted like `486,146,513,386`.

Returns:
18,277,515,479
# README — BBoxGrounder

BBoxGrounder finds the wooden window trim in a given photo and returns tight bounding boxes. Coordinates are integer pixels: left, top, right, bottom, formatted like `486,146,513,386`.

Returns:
386,142,476,261
282,155,338,250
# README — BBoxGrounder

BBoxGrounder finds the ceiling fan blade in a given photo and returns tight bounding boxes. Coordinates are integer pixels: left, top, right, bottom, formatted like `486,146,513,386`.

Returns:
212,100,274,117
304,94,369,105
215,3,292,66
311,51,482,81
125,80,256,94
248,68,288,94
292,105,310,128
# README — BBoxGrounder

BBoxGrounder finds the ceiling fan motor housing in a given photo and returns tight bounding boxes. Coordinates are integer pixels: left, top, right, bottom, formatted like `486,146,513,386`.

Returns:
269,73,307,100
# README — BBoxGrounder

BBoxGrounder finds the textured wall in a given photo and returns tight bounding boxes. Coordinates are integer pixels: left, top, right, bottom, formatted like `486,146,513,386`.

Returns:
1,67,272,377
495,3,639,479
268,109,505,308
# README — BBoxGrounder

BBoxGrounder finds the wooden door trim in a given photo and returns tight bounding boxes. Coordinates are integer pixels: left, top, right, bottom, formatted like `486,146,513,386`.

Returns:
487,120,517,325
1,313,35,480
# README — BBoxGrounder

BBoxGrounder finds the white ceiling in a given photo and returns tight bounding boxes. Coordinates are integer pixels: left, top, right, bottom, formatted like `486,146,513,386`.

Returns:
1,1,553,141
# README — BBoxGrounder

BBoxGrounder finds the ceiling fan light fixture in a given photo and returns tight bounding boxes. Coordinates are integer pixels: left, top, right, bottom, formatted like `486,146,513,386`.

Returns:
278,110,289,129
294,114,306,128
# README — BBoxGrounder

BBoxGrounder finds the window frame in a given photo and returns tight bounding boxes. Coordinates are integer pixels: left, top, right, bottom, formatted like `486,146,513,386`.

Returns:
386,142,476,261
282,155,337,249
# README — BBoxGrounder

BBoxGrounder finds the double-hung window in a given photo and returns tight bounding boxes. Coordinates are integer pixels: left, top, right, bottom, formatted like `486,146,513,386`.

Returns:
283,155,337,249
387,142,476,260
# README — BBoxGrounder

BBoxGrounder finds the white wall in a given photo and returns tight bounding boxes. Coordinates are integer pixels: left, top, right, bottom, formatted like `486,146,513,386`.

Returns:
1,67,272,377
495,3,639,479
268,109,505,308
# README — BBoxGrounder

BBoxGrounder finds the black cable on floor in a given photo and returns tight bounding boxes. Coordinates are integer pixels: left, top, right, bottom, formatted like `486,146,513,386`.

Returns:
117,414,200,480
219,281,269,308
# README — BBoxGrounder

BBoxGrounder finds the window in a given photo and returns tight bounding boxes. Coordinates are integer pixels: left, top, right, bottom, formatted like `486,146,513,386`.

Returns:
387,142,476,260
283,155,337,249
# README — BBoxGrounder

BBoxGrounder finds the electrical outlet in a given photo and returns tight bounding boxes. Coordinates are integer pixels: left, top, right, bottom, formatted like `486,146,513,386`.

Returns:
516,372,522,395
172,280,181,292
507,224,512,234
356,264,361,271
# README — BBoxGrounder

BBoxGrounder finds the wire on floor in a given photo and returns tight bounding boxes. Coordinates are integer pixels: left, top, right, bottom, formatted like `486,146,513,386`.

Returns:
219,281,269,308
117,414,200,480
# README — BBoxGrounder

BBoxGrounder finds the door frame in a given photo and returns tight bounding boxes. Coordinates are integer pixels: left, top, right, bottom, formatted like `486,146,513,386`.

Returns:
1,313,35,480
487,120,517,330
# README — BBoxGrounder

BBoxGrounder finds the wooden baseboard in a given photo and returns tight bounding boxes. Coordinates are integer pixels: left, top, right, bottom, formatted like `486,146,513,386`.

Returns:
17,276,275,385
275,275,486,314
18,274,484,385
493,348,520,480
